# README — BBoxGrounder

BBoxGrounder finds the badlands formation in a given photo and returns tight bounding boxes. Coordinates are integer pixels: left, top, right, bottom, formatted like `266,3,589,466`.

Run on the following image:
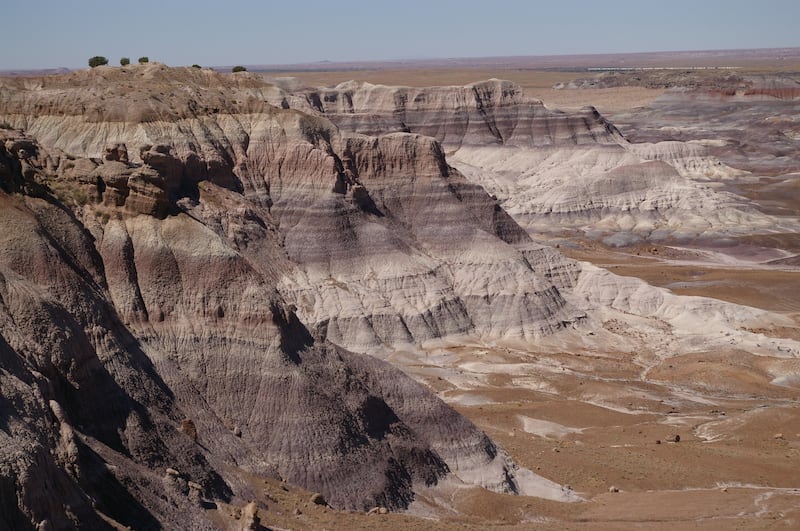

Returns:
0,63,798,529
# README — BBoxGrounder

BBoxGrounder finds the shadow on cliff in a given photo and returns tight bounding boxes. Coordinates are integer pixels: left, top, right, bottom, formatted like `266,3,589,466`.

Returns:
1,189,234,517
75,438,161,530
271,301,313,364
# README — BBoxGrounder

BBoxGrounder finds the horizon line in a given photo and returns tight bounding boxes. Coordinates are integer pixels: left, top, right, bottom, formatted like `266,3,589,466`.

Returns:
2,46,799,75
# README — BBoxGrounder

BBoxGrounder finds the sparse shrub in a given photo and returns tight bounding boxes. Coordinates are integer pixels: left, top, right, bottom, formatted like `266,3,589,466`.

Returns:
231,65,247,73
0,121,12,130
191,64,201,69
74,188,90,205
88,56,109,68
138,56,149,64
120,57,130,66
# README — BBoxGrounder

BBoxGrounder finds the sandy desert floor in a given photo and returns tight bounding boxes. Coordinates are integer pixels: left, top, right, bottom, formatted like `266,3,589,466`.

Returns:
245,65,800,529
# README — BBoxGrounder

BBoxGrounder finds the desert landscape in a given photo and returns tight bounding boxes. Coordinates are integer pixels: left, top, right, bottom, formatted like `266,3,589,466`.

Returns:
0,46,799,530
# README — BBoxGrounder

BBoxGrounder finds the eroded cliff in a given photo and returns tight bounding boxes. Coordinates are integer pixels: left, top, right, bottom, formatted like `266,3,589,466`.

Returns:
292,78,624,148
3,60,797,531
0,66,584,528
283,78,792,244
0,66,585,352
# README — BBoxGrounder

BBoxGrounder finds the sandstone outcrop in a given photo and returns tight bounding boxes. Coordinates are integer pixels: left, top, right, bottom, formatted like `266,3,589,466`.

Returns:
1,132,233,530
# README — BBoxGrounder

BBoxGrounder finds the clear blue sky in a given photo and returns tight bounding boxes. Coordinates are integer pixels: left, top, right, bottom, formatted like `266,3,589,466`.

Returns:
2,0,798,70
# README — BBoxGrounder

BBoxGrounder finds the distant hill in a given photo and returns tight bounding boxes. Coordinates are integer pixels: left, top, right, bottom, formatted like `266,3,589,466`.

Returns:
0,66,72,76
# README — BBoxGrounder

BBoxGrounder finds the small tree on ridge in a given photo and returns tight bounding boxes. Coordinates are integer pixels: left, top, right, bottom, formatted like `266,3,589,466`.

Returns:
138,56,149,64
120,57,130,66
88,56,109,68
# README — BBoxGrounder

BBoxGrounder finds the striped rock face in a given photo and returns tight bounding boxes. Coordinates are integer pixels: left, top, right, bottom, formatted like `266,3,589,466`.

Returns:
0,69,587,352
0,67,591,528
292,78,624,148
3,63,797,530
283,79,796,245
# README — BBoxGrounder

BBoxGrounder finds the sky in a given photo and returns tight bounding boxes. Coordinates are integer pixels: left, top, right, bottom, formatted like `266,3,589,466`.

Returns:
2,0,799,70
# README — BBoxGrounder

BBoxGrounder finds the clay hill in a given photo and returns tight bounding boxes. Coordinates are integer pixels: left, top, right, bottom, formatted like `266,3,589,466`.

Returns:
1,64,798,529
0,64,584,529
283,77,799,247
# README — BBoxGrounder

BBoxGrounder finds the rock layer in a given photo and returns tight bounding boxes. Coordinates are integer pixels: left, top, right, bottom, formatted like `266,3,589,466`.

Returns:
0,69,569,527
2,59,793,531
451,141,782,244
294,78,624,149
1,69,586,352
281,79,792,243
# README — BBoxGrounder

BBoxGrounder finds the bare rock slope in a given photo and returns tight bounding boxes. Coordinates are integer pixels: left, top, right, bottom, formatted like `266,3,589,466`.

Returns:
1,67,585,352
0,67,584,528
3,63,797,530
291,78,623,148
287,79,793,244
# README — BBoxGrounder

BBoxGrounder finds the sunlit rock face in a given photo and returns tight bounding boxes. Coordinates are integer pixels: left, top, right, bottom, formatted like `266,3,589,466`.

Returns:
0,68,585,527
294,78,624,149
283,79,791,245
3,56,796,531
1,69,586,353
